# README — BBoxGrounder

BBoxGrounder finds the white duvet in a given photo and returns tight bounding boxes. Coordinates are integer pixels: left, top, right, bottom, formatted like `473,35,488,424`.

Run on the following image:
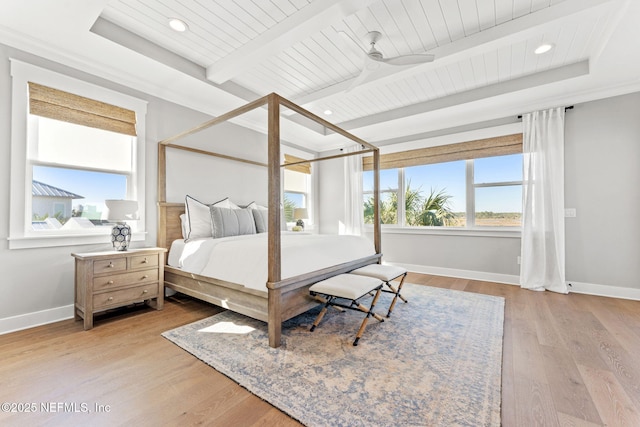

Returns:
168,232,376,291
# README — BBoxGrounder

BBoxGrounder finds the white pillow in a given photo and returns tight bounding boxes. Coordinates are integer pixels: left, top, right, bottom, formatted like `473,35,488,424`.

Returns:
184,196,239,241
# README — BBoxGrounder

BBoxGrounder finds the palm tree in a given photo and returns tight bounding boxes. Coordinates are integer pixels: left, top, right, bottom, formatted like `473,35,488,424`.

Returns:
364,191,399,224
404,180,423,226
283,195,297,222
416,188,455,226
364,181,454,227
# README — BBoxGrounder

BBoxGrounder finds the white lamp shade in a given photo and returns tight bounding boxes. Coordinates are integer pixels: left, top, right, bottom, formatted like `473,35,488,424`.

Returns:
105,200,139,221
293,208,308,220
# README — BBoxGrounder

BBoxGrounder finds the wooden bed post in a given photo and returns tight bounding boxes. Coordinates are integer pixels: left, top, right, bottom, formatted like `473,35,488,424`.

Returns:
373,149,381,257
157,143,168,259
266,93,282,348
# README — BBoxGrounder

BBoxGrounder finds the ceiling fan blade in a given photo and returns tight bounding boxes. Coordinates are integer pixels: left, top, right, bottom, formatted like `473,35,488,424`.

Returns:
382,54,435,66
346,56,378,92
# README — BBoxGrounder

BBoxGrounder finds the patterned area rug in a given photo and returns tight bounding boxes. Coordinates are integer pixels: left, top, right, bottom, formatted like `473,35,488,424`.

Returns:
162,284,504,426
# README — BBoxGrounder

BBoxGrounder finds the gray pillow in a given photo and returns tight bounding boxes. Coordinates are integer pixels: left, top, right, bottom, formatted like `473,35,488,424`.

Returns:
210,206,256,238
252,208,268,233
245,203,287,232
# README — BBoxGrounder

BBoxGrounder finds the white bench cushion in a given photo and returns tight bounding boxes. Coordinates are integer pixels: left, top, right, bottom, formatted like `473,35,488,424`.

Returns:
309,274,382,300
350,264,407,282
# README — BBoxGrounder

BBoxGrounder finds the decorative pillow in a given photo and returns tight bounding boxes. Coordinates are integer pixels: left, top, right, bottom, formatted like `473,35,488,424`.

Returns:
184,196,239,241
251,207,268,233
244,201,287,232
210,206,256,238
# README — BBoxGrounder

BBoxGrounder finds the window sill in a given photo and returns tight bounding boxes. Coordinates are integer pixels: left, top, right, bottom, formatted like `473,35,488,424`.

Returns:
8,232,147,250
365,226,521,238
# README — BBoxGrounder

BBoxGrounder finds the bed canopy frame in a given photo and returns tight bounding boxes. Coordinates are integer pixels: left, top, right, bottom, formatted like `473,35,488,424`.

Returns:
157,93,381,347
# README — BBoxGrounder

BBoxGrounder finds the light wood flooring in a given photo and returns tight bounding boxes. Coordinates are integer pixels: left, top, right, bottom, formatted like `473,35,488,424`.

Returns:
1,273,639,426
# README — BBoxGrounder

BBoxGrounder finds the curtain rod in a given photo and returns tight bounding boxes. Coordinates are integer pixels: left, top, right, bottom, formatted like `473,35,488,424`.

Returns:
517,105,573,119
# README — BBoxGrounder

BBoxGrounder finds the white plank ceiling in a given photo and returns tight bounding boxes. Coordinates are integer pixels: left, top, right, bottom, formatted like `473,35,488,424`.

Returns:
2,0,636,151
95,0,625,136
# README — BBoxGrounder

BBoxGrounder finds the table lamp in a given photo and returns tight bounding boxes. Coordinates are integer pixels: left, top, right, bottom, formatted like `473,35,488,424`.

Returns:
293,208,308,231
105,200,138,251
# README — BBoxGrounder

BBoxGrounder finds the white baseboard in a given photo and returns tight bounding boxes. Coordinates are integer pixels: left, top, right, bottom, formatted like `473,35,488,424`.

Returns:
386,262,640,301
0,305,74,335
386,262,520,286
567,281,640,301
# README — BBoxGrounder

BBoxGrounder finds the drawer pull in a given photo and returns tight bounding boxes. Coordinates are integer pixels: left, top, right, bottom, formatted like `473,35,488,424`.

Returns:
107,280,114,285
143,289,148,294
143,275,149,279
108,262,114,268
142,258,148,264
107,297,114,301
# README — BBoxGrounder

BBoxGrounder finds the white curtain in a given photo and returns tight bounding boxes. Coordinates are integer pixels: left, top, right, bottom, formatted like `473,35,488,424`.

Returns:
520,107,568,293
342,146,364,235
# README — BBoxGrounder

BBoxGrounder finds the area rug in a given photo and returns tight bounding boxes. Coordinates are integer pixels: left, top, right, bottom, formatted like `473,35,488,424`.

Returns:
162,284,504,426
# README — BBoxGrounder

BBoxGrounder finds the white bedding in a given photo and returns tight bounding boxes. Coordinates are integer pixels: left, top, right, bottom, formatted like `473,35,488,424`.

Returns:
167,232,376,291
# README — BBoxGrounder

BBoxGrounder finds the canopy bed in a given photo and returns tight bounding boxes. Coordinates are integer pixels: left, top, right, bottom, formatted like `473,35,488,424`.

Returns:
157,93,381,348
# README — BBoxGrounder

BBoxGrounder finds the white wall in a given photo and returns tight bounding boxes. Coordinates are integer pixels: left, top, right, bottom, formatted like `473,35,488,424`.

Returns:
564,92,640,291
0,44,273,333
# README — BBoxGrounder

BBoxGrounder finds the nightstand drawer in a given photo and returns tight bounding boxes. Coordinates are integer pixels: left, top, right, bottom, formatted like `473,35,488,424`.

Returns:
130,254,159,269
93,269,159,291
94,258,127,274
93,283,159,309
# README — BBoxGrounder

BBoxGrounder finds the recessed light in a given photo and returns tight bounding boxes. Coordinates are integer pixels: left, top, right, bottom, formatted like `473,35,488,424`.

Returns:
323,109,333,115
169,18,189,32
534,43,554,55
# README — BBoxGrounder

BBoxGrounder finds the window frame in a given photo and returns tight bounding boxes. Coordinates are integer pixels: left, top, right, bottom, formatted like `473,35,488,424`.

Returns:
9,59,148,249
283,162,313,227
363,154,523,235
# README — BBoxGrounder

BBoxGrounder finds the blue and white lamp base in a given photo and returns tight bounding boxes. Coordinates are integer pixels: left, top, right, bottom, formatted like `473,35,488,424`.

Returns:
111,222,131,251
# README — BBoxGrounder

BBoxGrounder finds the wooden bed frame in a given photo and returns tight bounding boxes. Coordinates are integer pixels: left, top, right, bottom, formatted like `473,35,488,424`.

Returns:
157,93,381,348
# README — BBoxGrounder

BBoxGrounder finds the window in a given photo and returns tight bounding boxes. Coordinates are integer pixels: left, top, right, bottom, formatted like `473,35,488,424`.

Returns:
30,117,133,230
9,59,147,249
283,154,312,224
404,161,466,226
364,168,399,225
362,135,523,229
473,154,523,227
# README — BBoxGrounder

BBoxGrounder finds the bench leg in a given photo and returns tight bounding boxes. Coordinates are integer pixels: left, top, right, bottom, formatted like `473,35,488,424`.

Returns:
310,297,333,332
386,273,408,317
353,287,384,346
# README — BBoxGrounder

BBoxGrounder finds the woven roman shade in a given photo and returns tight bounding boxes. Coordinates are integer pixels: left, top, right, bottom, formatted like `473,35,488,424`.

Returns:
284,154,311,174
362,133,523,171
28,82,137,136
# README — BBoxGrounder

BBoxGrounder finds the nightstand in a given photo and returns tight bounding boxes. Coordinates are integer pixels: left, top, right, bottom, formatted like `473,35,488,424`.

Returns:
72,247,167,330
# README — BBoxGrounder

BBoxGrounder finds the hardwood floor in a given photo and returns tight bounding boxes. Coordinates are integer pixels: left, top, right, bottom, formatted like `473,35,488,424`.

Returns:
1,273,639,426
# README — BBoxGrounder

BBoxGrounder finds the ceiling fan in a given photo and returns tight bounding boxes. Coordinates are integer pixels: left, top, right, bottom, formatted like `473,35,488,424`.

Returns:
341,30,435,90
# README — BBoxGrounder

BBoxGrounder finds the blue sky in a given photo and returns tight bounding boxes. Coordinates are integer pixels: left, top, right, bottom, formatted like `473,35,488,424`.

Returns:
33,166,127,214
